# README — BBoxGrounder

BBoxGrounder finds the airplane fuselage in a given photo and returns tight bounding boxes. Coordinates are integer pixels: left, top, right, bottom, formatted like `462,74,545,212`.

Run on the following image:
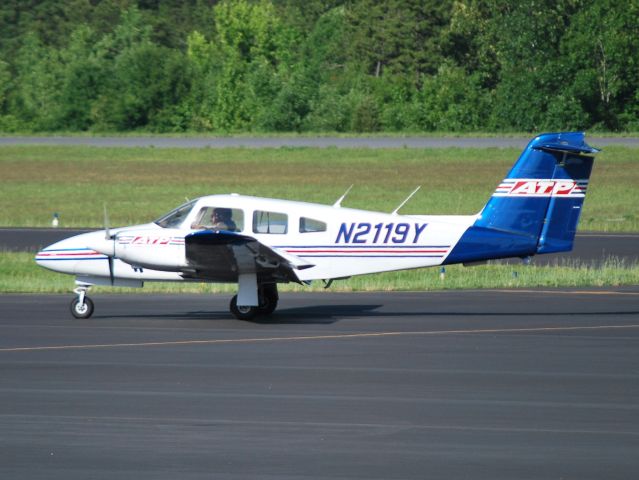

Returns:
36,194,476,286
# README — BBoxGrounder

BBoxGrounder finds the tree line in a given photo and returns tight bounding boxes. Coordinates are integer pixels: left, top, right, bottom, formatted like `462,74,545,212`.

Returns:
0,0,637,133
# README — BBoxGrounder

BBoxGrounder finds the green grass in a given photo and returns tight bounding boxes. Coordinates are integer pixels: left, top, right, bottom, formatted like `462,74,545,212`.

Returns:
2,252,637,294
1,144,638,231
2,131,639,138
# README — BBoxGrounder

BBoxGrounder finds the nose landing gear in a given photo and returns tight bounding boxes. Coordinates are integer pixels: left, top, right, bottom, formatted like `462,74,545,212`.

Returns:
70,286,94,319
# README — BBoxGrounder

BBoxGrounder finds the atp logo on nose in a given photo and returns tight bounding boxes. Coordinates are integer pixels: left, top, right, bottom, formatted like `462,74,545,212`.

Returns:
493,179,587,197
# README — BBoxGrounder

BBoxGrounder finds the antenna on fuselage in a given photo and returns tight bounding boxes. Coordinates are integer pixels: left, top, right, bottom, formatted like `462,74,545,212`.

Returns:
391,186,421,215
333,185,354,208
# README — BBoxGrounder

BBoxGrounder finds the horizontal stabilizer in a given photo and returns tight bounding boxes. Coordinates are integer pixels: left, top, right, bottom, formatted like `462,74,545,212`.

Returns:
534,143,601,155
534,142,599,155
532,131,600,155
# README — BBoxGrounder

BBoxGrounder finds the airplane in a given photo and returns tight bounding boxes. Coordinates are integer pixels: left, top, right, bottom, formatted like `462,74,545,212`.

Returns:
35,132,598,320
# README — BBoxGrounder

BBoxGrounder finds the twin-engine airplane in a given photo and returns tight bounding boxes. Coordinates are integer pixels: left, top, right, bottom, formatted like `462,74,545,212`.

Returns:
36,132,598,320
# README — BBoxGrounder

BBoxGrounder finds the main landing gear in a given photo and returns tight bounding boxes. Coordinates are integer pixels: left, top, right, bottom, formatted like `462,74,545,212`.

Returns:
230,283,278,321
70,286,94,319
67,283,279,321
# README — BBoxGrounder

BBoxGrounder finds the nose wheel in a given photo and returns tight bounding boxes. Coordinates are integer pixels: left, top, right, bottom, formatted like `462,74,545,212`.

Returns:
70,286,94,319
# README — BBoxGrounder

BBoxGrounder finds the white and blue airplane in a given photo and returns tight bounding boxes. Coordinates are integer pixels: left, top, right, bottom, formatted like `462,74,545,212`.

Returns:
36,132,598,320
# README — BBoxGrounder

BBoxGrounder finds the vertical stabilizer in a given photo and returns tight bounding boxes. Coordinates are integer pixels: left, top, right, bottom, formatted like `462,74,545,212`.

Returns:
444,132,598,264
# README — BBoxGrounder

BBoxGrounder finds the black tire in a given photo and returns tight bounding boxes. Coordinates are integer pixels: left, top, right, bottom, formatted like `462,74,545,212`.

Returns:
230,295,258,320
258,283,278,316
70,297,94,319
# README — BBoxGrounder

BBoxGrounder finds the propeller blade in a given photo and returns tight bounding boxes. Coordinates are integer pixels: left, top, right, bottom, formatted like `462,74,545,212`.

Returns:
103,204,115,284
108,256,115,285
103,204,111,240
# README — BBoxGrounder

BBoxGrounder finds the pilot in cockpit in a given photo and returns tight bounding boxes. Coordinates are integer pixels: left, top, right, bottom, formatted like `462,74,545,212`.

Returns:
192,207,236,231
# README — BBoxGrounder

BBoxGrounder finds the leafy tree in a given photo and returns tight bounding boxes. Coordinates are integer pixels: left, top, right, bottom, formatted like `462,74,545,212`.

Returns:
0,57,20,131
415,64,489,131
138,0,217,50
181,30,220,130
88,5,187,130
0,58,10,111
345,0,452,83
283,5,350,131
211,0,295,130
57,26,103,130
0,0,636,133
481,1,581,131
443,0,499,90
12,32,64,130
561,0,639,130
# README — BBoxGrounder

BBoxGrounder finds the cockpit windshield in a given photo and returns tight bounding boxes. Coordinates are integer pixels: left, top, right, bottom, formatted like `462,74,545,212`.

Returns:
154,200,196,228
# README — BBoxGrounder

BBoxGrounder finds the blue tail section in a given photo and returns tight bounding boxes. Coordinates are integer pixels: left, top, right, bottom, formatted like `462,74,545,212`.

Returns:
444,132,598,264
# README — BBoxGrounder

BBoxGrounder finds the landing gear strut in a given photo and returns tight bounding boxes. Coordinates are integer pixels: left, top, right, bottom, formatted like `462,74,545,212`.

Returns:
230,283,279,320
70,286,94,319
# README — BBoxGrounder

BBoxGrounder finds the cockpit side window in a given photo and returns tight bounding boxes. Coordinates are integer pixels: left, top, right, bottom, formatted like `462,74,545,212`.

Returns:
253,211,288,234
154,200,196,228
191,207,243,231
299,217,327,233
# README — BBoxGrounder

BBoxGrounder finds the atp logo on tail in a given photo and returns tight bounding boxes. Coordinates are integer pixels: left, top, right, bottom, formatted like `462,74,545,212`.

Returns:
493,179,588,197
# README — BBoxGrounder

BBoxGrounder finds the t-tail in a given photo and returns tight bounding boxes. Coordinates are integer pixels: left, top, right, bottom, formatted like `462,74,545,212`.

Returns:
445,132,598,264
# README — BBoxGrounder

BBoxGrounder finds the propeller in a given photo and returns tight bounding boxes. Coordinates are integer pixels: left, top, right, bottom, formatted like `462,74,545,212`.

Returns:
103,204,115,285
104,204,111,240
84,205,117,285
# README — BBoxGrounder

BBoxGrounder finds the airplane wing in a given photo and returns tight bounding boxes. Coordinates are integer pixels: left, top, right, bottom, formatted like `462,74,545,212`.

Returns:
182,230,314,283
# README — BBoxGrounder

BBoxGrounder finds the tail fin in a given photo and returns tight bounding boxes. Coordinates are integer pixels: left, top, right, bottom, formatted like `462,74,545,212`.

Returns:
444,132,598,264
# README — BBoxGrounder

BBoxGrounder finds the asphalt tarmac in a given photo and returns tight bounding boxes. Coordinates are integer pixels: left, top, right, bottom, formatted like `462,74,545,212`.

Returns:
2,228,637,265
1,289,638,479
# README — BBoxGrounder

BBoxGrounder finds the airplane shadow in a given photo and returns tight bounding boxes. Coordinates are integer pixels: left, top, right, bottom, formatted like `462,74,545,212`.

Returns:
93,304,384,325
93,303,638,325
248,304,384,324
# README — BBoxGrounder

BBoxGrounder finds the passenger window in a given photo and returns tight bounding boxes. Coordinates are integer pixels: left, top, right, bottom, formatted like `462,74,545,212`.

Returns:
299,217,327,233
253,211,288,234
191,207,243,231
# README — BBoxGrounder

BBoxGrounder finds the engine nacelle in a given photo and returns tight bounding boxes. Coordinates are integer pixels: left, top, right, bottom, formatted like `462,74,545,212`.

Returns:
114,229,187,271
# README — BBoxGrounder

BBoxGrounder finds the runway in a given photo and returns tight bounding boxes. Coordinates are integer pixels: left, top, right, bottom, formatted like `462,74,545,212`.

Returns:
1,289,638,479
2,228,637,265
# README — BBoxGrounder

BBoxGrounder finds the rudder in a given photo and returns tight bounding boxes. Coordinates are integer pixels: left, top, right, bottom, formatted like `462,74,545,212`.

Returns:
535,150,594,253
444,132,598,264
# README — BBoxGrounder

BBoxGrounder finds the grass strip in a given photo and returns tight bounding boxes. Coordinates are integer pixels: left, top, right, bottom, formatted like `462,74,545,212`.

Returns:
2,252,637,294
1,145,637,231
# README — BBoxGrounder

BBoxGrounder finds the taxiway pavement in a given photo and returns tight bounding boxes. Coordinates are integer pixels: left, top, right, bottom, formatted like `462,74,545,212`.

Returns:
1,289,638,479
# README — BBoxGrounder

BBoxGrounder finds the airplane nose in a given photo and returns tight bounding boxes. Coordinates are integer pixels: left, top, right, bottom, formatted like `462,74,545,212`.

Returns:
35,239,81,273
34,233,108,274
